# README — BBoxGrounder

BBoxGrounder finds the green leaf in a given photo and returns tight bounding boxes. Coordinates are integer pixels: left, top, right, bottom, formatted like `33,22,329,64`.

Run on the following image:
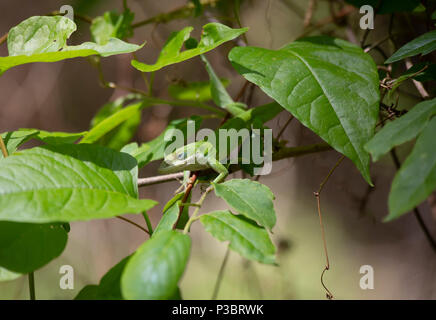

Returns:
229,36,379,184
0,16,144,75
345,0,421,14
365,98,436,161
75,256,130,300
131,116,202,168
213,179,276,230
82,101,145,145
7,16,76,56
385,30,436,64
168,79,230,102
33,130,87,144
0,267,21,282
201,55,246,116
154,193,190,235
91,9,134,45
200,210,276,264
88,95,143,150
0,222,67,273
121,230,191,300
0,144,157,223
1,129,86,158
131,23,247,72
386,117,436,221
0,130,39,158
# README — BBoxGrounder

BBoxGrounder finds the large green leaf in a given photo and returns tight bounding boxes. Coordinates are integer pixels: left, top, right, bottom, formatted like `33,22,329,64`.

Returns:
213,179,276,230
131,23,247,72
0,267,21,282
0,144,157,223
121,230,191,300
0,222,67,273
229,36,380,184
386,117,436,221
75,255,130,300
91,9,134,45
385,30,436,64
0,16,144,75
200,210,276,264
365,98,436,161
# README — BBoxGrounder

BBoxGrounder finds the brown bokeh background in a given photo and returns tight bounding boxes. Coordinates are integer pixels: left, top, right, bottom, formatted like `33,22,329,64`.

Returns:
0,0,435,299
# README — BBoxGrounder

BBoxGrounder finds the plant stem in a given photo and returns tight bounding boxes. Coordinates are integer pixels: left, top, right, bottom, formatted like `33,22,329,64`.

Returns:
28,272,35,300
0,136,8,158
183,187,213,234
116,216,150,235
212,246,230,300
142,212,154,236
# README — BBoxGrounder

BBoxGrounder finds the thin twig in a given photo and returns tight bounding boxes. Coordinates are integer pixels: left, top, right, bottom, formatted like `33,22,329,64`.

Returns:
405,59,430,99
175,173,198,229
314,155,345,300
212,246,230,300
28,272,35,300
116,216,150,235
138,172,184,187
0,136,8,158
276,115,294,139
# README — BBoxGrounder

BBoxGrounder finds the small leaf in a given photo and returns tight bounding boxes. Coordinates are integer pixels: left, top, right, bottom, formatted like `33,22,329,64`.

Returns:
168,79,230,102
91,9,134,45
0,16,144,75
0,144,157,223
385,30,436,64
386,117,436,220
200,210,276,264
365,98,436,161
131,23,247,72
0,222,67,273
154,193,190,235
0,267,21,282
214,179,276,230
81,101,145,145
7,16,76,56
121,230,191,300
201,55,246,116
33,130,87,144
0,130,39,158
75,256,130,300
229,36,380,184
87,95,143,150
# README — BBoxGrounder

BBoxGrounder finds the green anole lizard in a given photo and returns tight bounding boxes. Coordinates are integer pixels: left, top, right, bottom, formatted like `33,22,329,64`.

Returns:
158,141,228,190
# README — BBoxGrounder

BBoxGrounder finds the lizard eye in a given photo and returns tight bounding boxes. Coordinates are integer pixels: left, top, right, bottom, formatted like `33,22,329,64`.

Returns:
177,152,186,160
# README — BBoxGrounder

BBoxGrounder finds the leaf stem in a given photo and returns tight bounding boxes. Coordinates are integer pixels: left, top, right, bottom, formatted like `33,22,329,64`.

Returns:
183,186,213,234
116,216,150,235
142,212,154,236
0,135,8,158
28,272,35,300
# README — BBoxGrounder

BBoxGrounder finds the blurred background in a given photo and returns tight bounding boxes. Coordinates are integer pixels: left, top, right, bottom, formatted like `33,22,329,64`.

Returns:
0,0,435,299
